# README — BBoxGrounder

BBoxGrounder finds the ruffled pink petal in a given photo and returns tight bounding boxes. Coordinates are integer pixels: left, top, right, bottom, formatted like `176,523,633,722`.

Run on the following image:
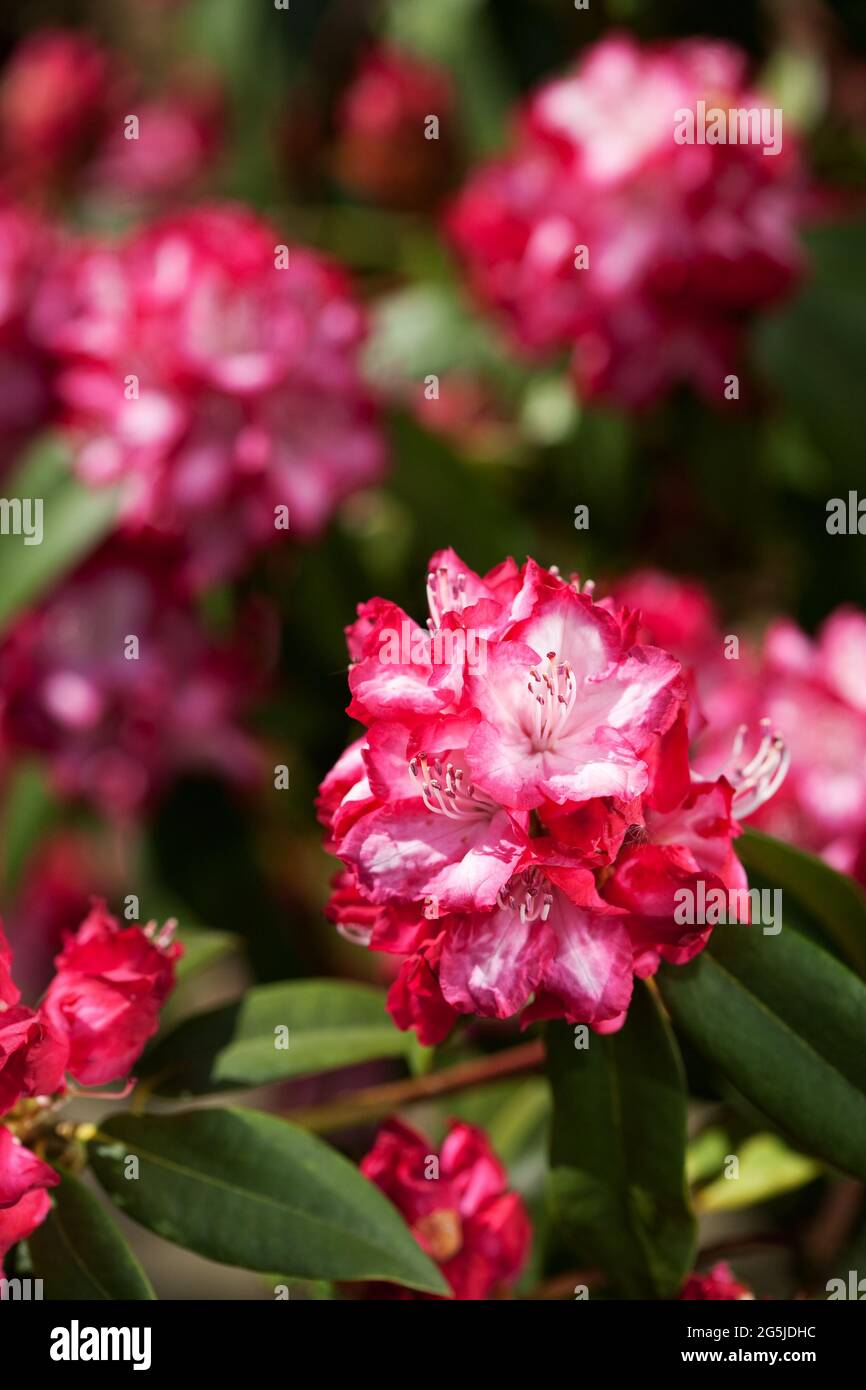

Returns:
439,907,556,1019
0,922,19,1007
340,801,527,913
534,887,634,1025
440,1122,508,1216
507,587,622,683
387,936,458,1044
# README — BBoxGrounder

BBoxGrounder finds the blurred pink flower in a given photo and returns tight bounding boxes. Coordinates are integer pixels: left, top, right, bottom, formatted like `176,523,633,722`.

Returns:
718,610,866,883
35,205,386,584
680,1261,753,1300
0,203,57,467
448,35,806,408
0,540,264,814
0,29,113,184
0,922,16,1006
0,29,222,209
614,570,866,887
335,45,455,210
359,1118,530,1299
88,80,223,204
3,832,114,1003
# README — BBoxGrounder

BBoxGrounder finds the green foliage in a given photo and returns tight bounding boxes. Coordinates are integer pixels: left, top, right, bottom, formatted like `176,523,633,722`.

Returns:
28,1171,156,1301
546,984,696,1298
738,828,866,978
90,1108,449,1294
140,980,415,1094
658,923,866,1182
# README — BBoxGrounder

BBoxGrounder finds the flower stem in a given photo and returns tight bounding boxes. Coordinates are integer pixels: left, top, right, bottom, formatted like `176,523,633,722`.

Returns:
284,1038,546,1133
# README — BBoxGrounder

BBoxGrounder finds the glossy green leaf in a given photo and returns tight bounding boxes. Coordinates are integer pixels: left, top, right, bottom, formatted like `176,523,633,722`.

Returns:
90,1107,449,1293
546,983,696,1298
140,979,413,1095
659,923,866,1181
28,1171,155,1300
738,827,866,978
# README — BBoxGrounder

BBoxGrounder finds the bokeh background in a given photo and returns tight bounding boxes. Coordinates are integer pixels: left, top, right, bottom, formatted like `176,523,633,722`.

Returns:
1,0,865,1297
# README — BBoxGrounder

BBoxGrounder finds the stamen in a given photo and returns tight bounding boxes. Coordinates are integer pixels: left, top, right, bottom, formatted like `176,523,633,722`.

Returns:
143,918,177,952
409,751,496,819
336,921,373,947
426,566,467,632
525,651,577,751
498,868,553,924
65,1076,138,1102
705,718,790,818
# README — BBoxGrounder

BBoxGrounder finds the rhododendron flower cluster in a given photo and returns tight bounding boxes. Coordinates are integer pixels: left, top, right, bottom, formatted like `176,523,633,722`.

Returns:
359,1118,530,1299
616,571,866,887
1,903,180,1106
0,541,263,813
34,204,386,585
0,904,180,1269
447,35,806,407
0,28,221,206
86,79,224,206
319,551,787,1043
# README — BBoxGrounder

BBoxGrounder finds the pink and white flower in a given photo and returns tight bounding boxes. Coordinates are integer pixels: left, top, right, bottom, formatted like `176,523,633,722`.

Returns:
615,569,866,888
34,204,386,585
0,539,263,814
320,551,787,1042
447,35,806,408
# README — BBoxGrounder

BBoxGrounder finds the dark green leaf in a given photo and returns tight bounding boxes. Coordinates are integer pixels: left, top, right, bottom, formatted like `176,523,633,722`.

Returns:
90,1107,449,1293
738,828,866,978
546,983,696,1298
658,923,866,1181
28,1171,155,1300
755,222,866,480
140,980,413,1095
